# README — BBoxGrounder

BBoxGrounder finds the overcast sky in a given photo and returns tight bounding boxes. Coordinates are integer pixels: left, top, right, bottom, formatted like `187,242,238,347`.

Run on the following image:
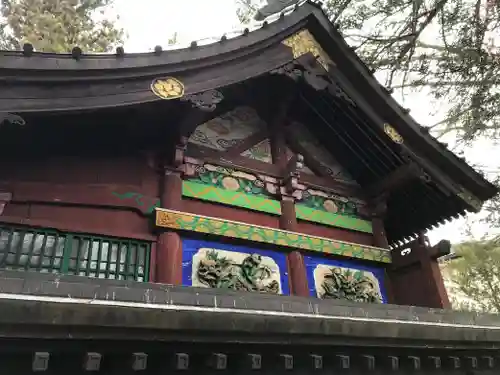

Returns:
113,0,499,245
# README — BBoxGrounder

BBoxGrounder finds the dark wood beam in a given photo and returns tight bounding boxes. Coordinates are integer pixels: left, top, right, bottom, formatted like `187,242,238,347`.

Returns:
283,153,304,195
366,163,429,198
300,173,364,199
269,100,296,169
224,130,269,157
285,131,331,179
186,144,282,177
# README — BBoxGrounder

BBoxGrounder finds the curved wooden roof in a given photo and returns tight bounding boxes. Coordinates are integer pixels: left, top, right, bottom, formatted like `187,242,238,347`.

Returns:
0,1,497,244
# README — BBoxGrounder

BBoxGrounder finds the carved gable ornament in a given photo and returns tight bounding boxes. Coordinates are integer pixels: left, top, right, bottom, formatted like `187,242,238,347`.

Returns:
383,123,404,144
151,77,185,100
282,29,333,71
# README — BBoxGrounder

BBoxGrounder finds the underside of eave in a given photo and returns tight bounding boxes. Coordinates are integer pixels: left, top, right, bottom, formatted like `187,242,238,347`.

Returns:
303,8,497,203
292,82,467,244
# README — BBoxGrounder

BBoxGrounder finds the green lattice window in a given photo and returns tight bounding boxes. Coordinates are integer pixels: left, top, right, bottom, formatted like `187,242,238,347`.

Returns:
0,226,150,282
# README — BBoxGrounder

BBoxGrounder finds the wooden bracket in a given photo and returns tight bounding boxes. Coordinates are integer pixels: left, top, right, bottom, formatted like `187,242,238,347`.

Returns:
270,62,303,82
174,136,188,169
272,55,331,91
282,153,304,196
180,89,224,112
296,54,330,91
164,135,188,176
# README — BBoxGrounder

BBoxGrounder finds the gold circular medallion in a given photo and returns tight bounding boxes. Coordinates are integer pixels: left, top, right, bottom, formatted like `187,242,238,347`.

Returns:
384,123,404,144
151,77,185,100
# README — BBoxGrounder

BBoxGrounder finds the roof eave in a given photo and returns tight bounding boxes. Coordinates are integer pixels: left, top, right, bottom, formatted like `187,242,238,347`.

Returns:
303,5,498,205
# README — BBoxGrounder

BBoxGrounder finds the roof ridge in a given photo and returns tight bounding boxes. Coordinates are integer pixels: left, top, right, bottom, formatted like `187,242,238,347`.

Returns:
0,0,316,57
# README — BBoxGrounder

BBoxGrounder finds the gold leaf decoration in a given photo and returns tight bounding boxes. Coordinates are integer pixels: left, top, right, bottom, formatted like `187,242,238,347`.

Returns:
151,77,185,100
282,29,333,71
383,123,404,144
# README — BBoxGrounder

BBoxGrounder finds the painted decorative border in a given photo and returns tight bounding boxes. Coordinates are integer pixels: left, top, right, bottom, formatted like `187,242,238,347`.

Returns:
156,208,391,263
182,180,282,215
295,205,372,233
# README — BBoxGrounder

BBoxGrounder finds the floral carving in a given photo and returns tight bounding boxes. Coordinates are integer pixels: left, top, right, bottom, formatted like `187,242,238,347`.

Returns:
299,189,359,217
197,250,280,293
320,267,382,303
155,210,179,227
181,89,224,112
270,62,303,81
384,123,404,144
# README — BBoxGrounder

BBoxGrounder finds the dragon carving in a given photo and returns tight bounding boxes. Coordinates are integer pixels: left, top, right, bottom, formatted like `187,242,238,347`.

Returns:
197,251,280,294
320,267,382,303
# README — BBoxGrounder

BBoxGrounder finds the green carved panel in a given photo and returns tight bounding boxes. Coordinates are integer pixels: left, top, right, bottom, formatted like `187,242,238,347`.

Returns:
156,209,391,263
186,164,275,197
295,189,371,233
182,180,282,215
295,205,372,233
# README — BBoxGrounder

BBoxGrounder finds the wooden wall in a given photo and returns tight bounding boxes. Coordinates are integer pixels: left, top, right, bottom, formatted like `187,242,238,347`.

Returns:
0,154,437,306
0,114,447,308
0,154,158,241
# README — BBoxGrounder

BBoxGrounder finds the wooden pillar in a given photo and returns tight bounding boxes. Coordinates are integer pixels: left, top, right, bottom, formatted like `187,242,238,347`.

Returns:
390,235,451,308
154,93,222,285
415,233,451,308
280,198,309,297
370,198,396,303
264,87,309,298
155,137,187,285
156,231,182,285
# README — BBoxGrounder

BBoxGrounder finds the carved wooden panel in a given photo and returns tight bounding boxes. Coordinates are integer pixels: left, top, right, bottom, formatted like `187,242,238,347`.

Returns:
183,160,281,215
187,106,266,151
181,238,290,295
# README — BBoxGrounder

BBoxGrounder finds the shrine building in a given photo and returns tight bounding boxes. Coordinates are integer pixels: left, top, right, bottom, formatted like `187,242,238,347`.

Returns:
0,1,499,374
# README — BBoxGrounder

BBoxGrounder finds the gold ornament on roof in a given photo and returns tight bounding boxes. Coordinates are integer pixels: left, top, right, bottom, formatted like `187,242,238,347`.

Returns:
282,29,333,71
151,77,185,100
383,123,404,144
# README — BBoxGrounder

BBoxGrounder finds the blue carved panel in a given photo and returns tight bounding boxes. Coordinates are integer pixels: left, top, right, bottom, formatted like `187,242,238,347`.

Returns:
182,238,290,295
304,255,387,303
